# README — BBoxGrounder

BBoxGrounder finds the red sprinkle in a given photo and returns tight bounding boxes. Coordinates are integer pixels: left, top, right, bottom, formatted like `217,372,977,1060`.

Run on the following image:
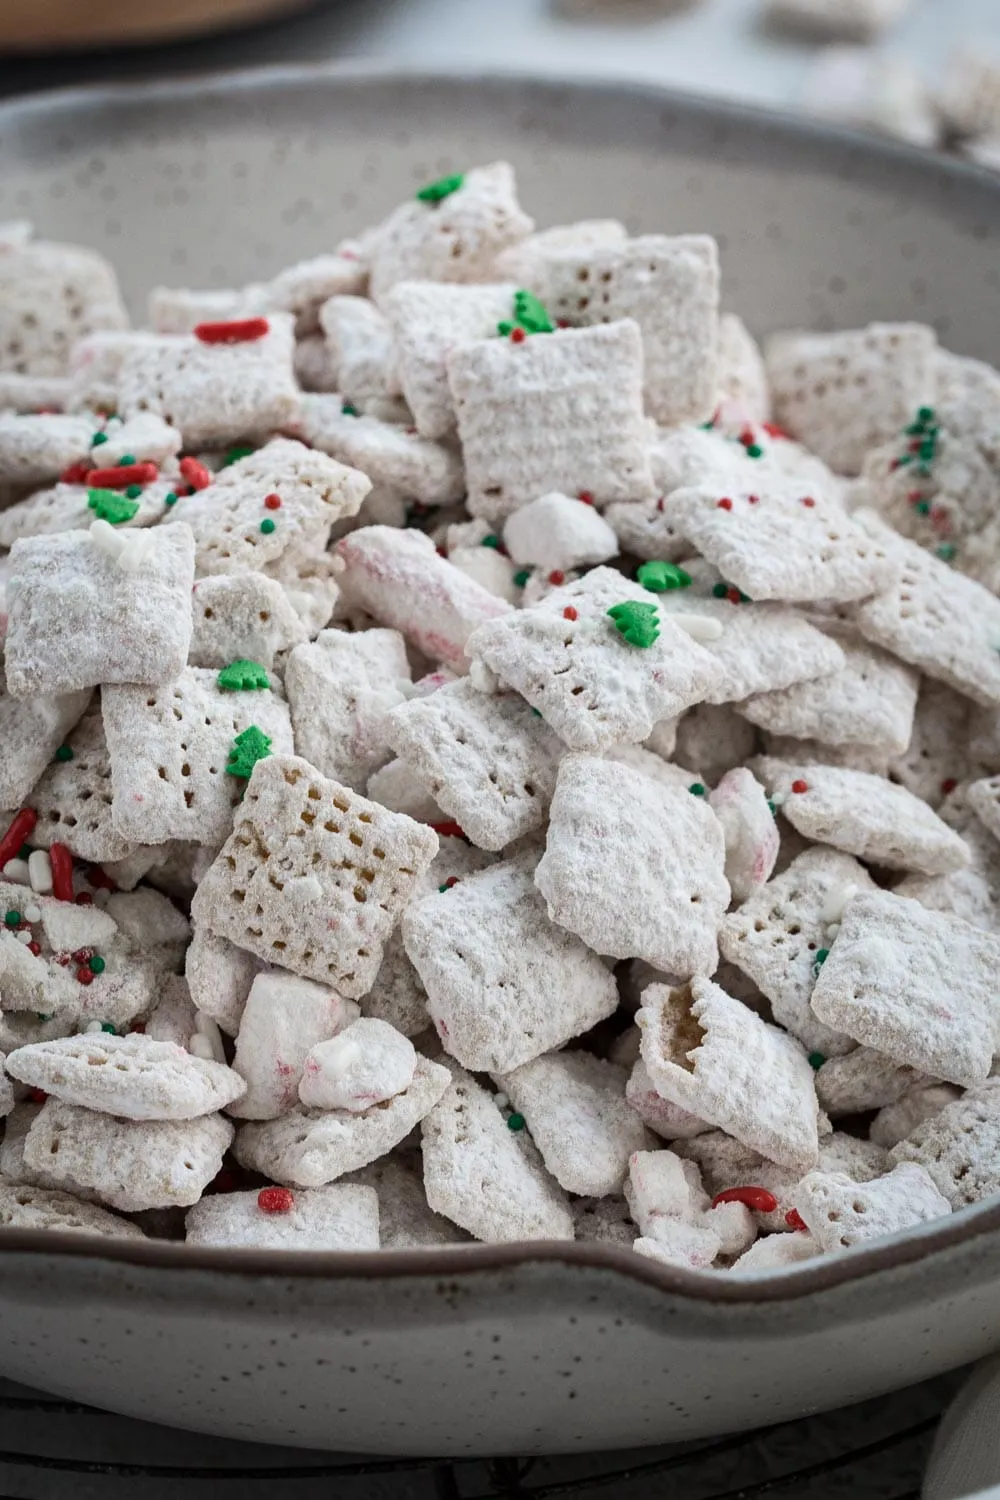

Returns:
726,587,741,605
49,842,74,903
563,606,578,621
747,494,760,505
907,490,924,505
76,966,94,985
258,1186,295,1214
60,460,90,485
786,1208,809,1232
430,821,467,841
712,1186,780,1214
717,498,733,511
801,496,816,508
27,941,41,956
510,327,527,344
791,779,809,795
86,866,117,892
264,493,282,510
75,891,93,906
739,426,755,448
890,459,903,472
84,462,158,489
941,778,958,796
578,491,595,506
761,422,790,440
179,456,212,491
27,1087,48,1104
72,948,95,964
656,497,665,513
129,1022,146,1034
444,876,460,890
0,808,37,871
194,317,270,344
548,570,566,586
209,1169,239,1195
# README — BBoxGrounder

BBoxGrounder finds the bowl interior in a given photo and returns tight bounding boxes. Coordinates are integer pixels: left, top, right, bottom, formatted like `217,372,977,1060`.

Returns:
0,65,998,354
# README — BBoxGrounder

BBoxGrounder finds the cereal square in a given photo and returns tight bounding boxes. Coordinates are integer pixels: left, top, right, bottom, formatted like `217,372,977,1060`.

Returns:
4,524,195,697
186,1184,380,1250
0,239,128,378
297,397,465,507
103,667,295,848
192,753,439,997
286,629,411,793
448,321,655,522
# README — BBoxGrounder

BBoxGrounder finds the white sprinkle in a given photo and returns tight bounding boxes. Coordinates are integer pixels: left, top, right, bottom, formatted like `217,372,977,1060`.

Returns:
2,858,30,886
770,790,788,808
670,613,725,644
493,1091,509,1110
28,850,53,895
14,929,32,946
826,922,841,940
194,1011,227,1063
84,1020,103,1035
188,1032,216,1060
821,881,858,926
23,903,42,924
469,659,499,694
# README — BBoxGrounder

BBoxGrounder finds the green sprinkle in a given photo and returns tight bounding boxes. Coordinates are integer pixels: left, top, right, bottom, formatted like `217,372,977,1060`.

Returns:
481,534,501,549
90,431,108,447
637,560,692,593
895,453,913,467
745,443,763,459
227,724,273,779
530,707,542,717
699,418,716,430
767,799,777,817
712,582,728,599
260,518,276,535
438,883,450,893
917,405,935,425
218,659,270,692
341,402,360,417
87,488,140,525
36,1014,51,1023
90,955,106,975
164,492,178,507
607,600,660,648
54,745,73,763
222,443,255,467
4,910,20,927
915,501,930,516
125,483,143,499
513,569,531,588
100,1021,116,1033
937,543,957,561
811,948,830,978
916,463,932,478
119,454,136,467
688,783,706,797
507,1112,526,1132
416,172,465,203
808,1052,825,1071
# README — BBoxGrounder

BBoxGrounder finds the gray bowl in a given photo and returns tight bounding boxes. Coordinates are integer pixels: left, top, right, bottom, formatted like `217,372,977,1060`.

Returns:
1,64,999,1457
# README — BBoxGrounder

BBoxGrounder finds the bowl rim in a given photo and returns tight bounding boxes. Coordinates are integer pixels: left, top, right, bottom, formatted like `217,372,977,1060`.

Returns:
0,60,998,1299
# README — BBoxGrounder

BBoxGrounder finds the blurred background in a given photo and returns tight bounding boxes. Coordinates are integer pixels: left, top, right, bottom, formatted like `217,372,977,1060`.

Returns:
1,0,1000,166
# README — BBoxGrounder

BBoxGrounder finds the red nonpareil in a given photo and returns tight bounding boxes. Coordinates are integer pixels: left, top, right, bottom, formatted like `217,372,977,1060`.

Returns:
179,456,212,491
791,779,809,794
49,842,75,902
0,808,37,870
84,462,158,489
717,497,733,511
194,317,270,344
711,1186,779,1214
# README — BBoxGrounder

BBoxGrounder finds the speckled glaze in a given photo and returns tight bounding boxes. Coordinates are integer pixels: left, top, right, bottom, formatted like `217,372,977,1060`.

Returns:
1,65,1000,1455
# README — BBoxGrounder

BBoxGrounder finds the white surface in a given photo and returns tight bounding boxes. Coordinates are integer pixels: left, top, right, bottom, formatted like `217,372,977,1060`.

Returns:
301,0,999,110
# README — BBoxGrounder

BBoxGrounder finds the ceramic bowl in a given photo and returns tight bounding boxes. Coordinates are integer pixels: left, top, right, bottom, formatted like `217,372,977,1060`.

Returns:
0,64,999,1457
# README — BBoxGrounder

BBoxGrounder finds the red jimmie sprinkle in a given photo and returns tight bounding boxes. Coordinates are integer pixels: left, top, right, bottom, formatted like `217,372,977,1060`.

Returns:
941,778,958,796
87,866,117,892
510,327,527,344
84,462,158,489
194,317,270,344
761,422,790,440
27,1088,48,1104
264,493,282,510
27,941,41,956
0,808,37,870
712,1186,780,1215
656,497,665,512
748,494,760,505
548,570,565,586
60,460,90,485
578,491,595,506
49,842,74,903
430,821,467,841
179,456,212,491
786,1208,809,1232
739,427,755,448
726,588,741,605
791,779,809,795
563,606,578,621
801,496,816,508
258,1186,295,1214
717,497,733,511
